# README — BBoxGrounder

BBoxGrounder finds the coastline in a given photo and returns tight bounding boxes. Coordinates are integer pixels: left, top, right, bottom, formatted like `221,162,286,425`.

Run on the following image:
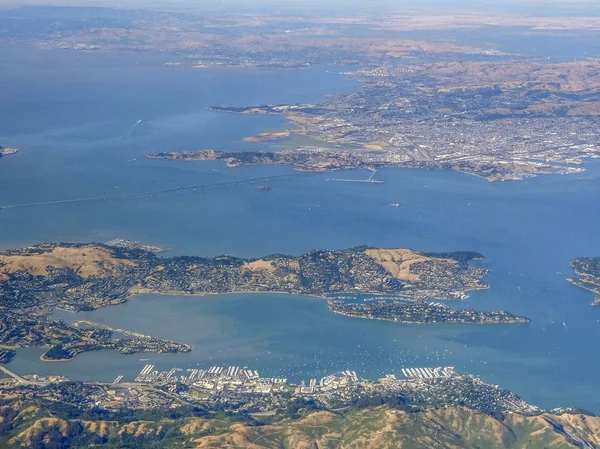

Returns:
128,287,330,301
40,355,71,362
567,278,600,305
124,287,524,326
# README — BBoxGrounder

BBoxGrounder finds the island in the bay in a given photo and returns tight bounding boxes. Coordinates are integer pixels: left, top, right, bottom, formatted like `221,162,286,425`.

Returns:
0,146,18,160
569,257,600,306
0,242,528,362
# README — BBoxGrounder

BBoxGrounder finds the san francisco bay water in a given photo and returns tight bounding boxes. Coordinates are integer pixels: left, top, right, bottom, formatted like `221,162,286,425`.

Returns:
1,47,599,412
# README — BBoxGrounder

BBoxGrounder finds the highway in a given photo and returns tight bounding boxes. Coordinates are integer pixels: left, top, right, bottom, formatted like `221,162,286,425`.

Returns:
0,364,31,384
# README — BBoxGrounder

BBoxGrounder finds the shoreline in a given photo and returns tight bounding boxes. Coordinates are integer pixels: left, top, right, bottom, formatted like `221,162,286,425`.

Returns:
4,242,516,366
126,288,492,306
329,308,531,326
330,310,531,325
40,354,71,362
113,287,525,327
567,278,600,305
128,288,330,302
0,147,19,158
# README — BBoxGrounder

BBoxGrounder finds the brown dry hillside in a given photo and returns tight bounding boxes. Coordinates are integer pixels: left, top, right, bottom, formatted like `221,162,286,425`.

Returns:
410,61,600,92
3,401,599,449
0,245,136,280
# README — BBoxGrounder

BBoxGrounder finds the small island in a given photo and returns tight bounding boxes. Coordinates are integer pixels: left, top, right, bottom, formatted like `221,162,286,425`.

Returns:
0,146,18,159
568,257,600,306
0,242,527,362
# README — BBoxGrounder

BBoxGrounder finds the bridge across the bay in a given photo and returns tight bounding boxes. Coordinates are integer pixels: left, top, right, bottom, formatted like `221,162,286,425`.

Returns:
0,173,304,211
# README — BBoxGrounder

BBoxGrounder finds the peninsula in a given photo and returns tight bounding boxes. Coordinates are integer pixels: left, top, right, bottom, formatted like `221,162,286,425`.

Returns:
569,257,600,306
148,148,382,172
329,300,530,324
0,242,527,361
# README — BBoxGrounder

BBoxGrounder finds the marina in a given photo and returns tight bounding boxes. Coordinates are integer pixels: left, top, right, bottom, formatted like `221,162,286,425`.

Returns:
135,364,286,390
132,362,458,396
399,366,456,379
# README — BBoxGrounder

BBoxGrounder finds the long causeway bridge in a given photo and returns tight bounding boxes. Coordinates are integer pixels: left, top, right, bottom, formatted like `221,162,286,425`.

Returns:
0,173,303,211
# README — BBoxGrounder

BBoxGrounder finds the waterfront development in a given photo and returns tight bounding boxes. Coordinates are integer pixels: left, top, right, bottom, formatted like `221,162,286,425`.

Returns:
126,363,539,415
1,41,600,416
0,361,539,416
328,300,530,324
5,359,589,449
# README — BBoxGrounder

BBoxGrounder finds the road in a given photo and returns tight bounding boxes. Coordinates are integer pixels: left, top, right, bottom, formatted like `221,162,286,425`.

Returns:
0,364,32,384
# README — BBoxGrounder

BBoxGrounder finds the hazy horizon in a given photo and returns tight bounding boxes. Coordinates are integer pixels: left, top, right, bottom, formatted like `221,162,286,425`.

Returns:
2,0,600,15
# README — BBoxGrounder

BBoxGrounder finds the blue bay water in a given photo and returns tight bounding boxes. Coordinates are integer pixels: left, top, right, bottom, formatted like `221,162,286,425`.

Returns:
1,49,600,412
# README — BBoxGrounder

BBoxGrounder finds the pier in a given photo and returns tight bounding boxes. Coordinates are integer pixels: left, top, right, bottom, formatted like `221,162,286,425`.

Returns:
400,367,456,379
328,168,384,184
